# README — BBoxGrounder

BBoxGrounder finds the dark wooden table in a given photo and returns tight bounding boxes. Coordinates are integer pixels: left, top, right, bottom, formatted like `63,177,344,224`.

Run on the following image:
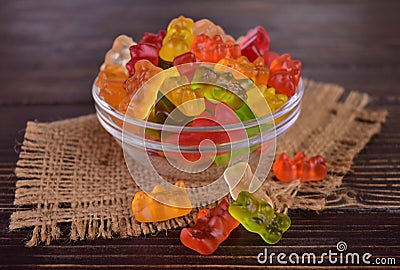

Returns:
1,0,399,269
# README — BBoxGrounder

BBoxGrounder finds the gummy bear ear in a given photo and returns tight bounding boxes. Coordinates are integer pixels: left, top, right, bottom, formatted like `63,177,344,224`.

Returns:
294,151,307,161
197,208,211,219
138,191,148,200
174,180,186,189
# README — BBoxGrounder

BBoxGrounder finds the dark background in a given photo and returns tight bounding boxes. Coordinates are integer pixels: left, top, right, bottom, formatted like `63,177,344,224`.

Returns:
0,0,399,269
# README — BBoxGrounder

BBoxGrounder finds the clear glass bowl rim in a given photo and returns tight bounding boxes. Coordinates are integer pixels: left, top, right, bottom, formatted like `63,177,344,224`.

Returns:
92,77,304,133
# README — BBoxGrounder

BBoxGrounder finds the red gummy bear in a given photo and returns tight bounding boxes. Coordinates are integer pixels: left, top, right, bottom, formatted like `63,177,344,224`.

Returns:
126,43,159,76
268,53,302,96
164,101,246,161
172,52,198,80
126,30,166,76
139,30,166,50
240,26,270,62
180,199,240,255
191,34,241,63
270,53,302,85
191,101,246,144
173,52,198,66
272,152,328,182
262,50,279,67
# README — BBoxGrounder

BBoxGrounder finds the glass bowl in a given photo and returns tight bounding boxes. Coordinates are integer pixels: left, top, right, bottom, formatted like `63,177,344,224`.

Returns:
92,77,304,189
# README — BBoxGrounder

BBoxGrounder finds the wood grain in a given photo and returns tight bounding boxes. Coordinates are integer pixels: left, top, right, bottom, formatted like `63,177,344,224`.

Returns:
1,0,400,269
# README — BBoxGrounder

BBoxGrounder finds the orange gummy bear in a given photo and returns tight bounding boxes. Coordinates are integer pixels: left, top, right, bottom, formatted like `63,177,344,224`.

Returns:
217,56,269,86
272,152,327,182
124,59,163,96
190,34,241,63
118,59,163,114
96,64,128,108
131,180,192,223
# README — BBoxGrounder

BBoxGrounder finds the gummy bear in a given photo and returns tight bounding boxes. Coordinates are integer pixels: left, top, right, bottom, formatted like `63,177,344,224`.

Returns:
163,124,219,162
132,180,192,222
217,56,269,86
268,53,302,96
234,102,257,121
246,85,288,116
101,34,136,70
272,152,328,182
159,16,194,62
139,30,166,50
180,199,240,255
193,19,234,42
231,102,267,149
125,60,163,96
228,191,291,244
262,51,279,67
125,30,166,75
191,66,248,110
173,52,198,66
96,64,129,108
190,34,241,63
260,86,288,111
191,65,218,85
172,52,199,80
160,75,205,116
125,43,159,76
270,53,302,85
164,102,245,162
145,95,189,143
146,95,175,124
166,104,228,144
223,162,266,200
196,102,248,165
119,60,163,117
240,26,270,62
177,99,240,145
147,95,191,125
212,72,249,109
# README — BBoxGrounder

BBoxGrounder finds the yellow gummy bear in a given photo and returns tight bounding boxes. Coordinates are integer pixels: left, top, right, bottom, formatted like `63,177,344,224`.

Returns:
246,85,288,117
159,16,194,62
160,75,205,117
259,85,288,112
131,180,192,223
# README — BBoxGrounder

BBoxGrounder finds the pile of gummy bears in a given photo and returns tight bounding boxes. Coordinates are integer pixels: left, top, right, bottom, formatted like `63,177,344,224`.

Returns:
96,16,329,255
96,16,302,122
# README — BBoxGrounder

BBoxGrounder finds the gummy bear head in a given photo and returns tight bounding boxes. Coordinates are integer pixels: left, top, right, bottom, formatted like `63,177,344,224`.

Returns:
166,16,194,43
168,16,194,33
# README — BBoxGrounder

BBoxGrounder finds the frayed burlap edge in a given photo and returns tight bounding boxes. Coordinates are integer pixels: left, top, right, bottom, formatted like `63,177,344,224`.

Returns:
9,79,387,246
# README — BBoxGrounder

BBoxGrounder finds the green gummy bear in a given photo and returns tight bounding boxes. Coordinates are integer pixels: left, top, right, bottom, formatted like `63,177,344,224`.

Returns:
191,66,248,110
235,102,256,122
228,191,291,244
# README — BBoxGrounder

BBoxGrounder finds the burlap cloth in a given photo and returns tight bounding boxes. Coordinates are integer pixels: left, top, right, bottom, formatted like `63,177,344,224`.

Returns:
9,79,389,246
